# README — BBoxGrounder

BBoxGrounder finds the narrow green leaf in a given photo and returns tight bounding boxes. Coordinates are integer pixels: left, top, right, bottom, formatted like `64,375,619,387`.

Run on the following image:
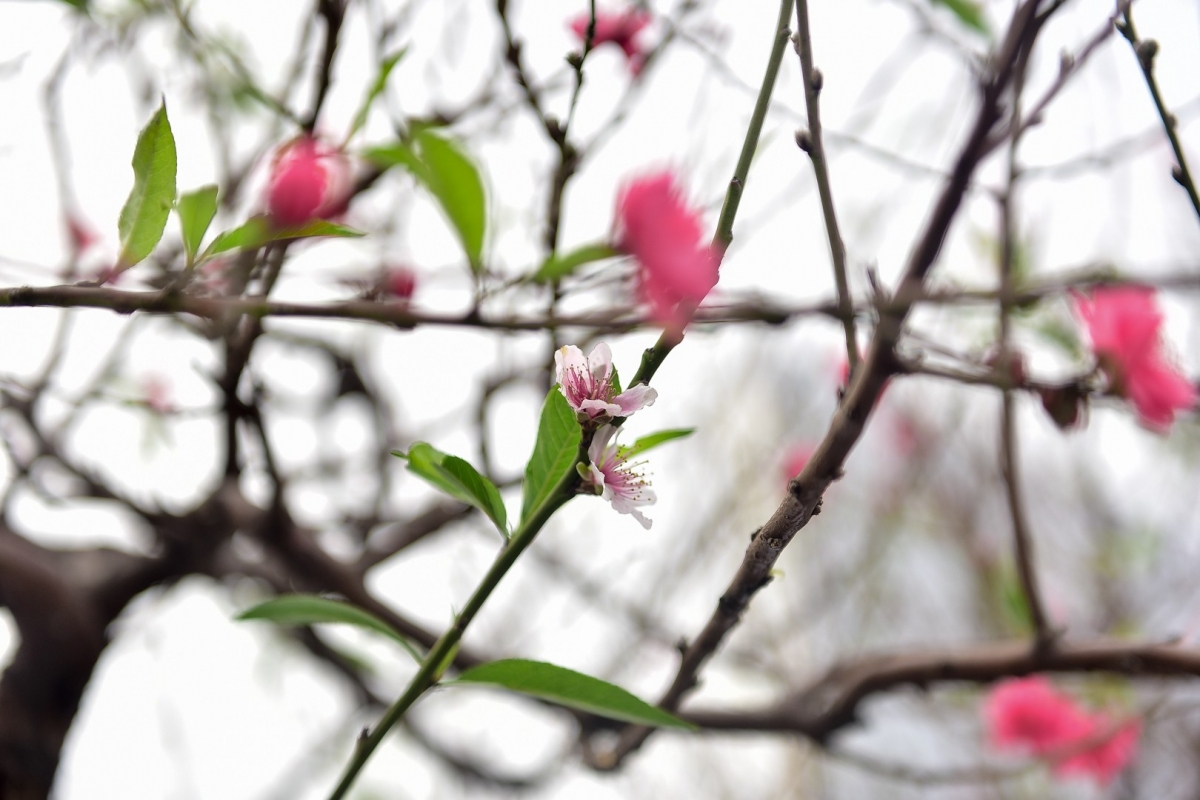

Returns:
346,47,409,143
367,131,487,271
521,390,582,524
176,184,218,264
201,216,364,260
450,659,695,729
203,217,270,258
117,102,177,268
364,143,427,178
282,219,366,240
237,594,422,662
398,443,507,535
931,0,989,34
534,243,620,283
619,428,695,461
414,130,486,270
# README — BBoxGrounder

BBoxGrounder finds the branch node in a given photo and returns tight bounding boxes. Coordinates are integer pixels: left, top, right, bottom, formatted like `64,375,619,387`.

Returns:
794,128,813,153
1135,38,1159,70
809,67,823,93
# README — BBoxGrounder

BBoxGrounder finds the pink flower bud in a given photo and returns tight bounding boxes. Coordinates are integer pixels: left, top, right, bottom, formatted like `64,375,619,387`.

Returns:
384,267,417,301
266,136,352,228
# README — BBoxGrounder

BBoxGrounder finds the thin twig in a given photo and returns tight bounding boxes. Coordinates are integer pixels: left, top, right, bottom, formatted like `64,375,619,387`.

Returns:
1116,7,1200,226
996,32,1053,653
793,0,858,374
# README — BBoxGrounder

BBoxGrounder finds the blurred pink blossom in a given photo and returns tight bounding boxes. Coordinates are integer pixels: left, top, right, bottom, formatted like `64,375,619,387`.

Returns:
615,171,719,337
1053,716,1141,786
984,676,1141,786
65,213,99,255
986,677,1090,756
1074,287,1195,431
555,343,656,422
582,424,655,529
569,9,652,74
781,444,814,484
266,136,352,228
384,266,417,301
141,376,173,415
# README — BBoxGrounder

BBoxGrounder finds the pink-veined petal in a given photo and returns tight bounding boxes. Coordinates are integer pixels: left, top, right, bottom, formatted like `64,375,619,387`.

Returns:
612,384,657,415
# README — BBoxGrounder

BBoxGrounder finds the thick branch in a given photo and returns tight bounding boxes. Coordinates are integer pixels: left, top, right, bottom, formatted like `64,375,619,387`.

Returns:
682,638,1200,743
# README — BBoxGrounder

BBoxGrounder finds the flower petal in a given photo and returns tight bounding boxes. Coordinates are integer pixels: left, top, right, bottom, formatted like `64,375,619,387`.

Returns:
612,384,657,415
587,342,614,384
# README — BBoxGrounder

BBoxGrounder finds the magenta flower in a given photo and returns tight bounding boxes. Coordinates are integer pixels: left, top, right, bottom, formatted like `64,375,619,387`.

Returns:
555,343,657,422
984,676,1141,786
568,9,652,74
1074,287,1196,431
266,136,352,228
582,424,655,529
615,171,720,336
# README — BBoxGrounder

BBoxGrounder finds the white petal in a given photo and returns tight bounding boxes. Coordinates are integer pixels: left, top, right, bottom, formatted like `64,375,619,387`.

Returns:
579,398,623,418
587,342,613,383
612,385,657,415
589,424,618,466
554,345,586,385
629,508,652,529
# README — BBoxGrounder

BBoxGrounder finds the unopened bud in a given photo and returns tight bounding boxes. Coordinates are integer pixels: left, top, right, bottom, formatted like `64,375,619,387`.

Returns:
810,68,824,93
795,128,814,153
1136,39,1159,70
384,266,417,301
1040,385,1088,431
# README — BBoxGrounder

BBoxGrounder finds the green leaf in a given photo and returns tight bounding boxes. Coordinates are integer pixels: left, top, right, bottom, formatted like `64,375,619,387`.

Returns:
396,443,508,535
176,185,218,265
931,0,989,34
534,243,619,283
346,47,409,143
450,659,695,729
237,594,422,662
521,390,582,524
367,130,487,271
203,217,269,258
619,428,695,461
117,102,177,268
201,216,364,260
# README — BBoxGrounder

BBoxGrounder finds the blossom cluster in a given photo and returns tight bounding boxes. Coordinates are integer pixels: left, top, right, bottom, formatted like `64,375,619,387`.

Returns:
985,676,1141,786
555,344,656,529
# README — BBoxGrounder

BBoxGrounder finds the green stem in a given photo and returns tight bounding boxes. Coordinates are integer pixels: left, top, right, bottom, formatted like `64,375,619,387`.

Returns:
630,0,794,391
326,443,586,800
